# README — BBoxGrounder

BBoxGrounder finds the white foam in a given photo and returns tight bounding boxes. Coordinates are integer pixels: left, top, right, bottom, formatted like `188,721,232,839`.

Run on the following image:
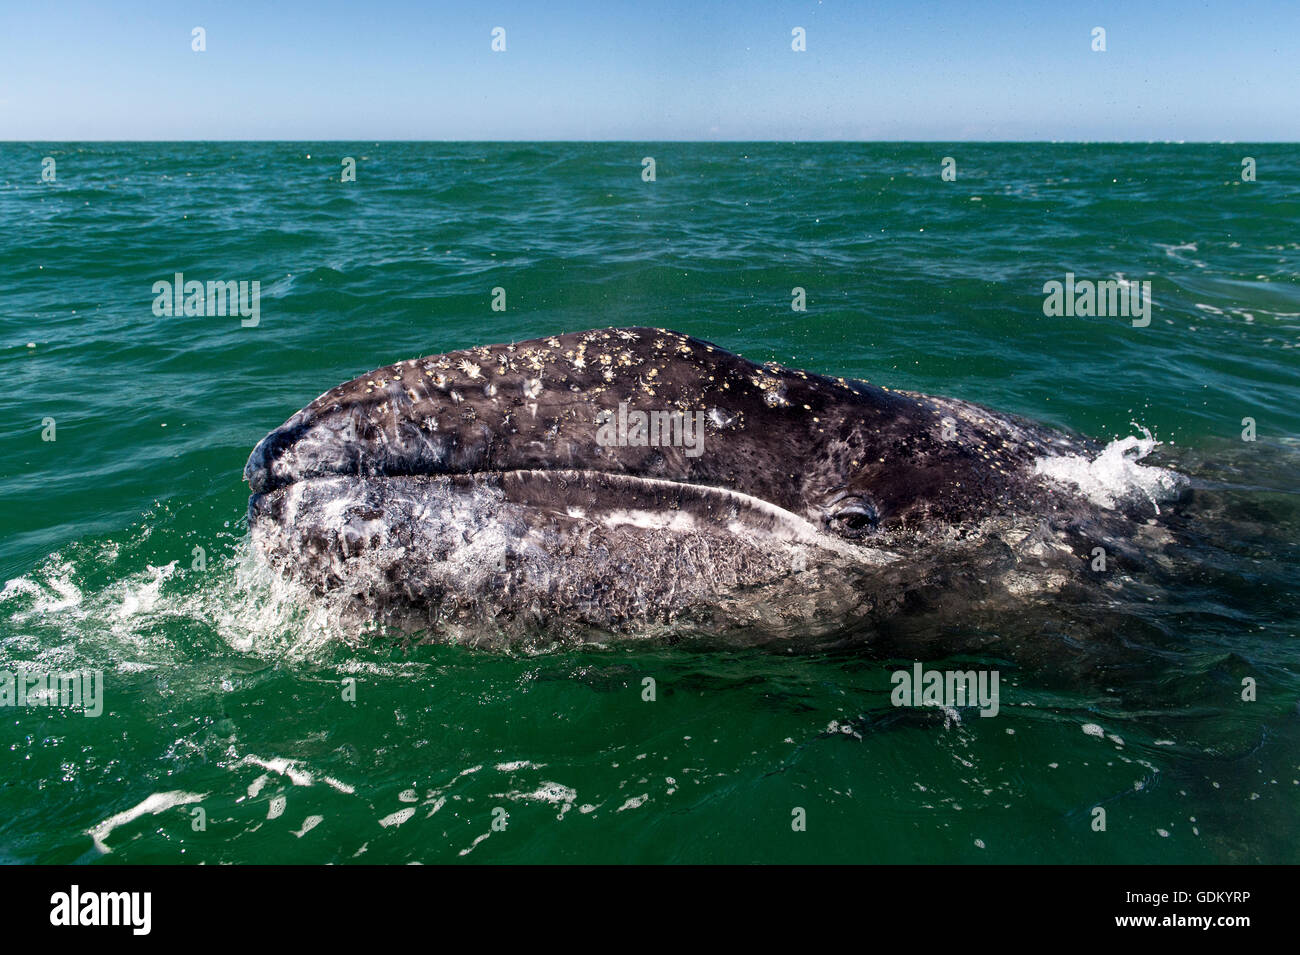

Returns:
521,782,576,805
617,793,649,812
493,781,578,819
378,807,415,828
87,790,207,854
292,815,324,838
1155,241,1207,269
458,832,491,856
1035,429,1186,512
0,532,356,669
239,755,315,786
113,562,176,623
1,562,82,614
267,795,287,820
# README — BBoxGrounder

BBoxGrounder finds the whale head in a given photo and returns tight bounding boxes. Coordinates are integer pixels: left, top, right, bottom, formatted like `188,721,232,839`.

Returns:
244,327,1099,647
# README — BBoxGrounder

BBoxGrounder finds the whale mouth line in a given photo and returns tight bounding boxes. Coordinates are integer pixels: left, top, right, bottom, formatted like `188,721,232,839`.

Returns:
256,467,820,535
248,467,900,571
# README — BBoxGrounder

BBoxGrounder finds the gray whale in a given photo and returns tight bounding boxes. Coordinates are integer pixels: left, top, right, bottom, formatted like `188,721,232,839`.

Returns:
244,327,1167,650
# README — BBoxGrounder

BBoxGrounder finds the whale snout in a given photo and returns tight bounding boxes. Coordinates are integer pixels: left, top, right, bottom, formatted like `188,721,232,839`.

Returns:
243,405,400,497
243,419,307,494
244,438,273,493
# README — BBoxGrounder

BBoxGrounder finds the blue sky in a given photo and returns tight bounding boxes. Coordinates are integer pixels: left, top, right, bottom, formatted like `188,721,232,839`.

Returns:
1,0,1296,140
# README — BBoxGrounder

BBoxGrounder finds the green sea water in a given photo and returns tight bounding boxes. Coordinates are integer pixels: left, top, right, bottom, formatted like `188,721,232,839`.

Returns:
1,142,1297,864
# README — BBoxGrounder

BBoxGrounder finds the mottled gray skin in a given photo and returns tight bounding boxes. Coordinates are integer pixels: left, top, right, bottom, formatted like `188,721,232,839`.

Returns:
244,327,1117,649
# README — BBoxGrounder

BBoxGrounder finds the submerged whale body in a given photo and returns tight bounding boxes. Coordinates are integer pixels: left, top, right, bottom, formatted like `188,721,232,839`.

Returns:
244,327,1180,650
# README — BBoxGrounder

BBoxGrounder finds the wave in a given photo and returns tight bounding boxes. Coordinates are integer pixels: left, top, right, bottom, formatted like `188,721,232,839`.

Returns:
1034,427,1188,512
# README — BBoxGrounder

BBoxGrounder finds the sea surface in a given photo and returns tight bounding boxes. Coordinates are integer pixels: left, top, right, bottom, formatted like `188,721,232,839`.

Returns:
1,142,1297,863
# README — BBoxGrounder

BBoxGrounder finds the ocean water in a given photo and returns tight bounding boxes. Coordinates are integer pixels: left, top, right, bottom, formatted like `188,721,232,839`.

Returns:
1,142,1297,864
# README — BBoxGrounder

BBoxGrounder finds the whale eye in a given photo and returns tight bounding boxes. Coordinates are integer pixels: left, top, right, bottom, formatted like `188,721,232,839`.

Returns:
828,497,880,537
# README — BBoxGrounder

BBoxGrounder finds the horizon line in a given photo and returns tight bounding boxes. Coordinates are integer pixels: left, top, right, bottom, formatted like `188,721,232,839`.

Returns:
3,138,1295,145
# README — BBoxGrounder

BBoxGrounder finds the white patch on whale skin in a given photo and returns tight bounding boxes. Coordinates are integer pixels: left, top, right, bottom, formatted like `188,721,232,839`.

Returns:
708,407,738,429
532,469,895,566
602,509,699,532
1001,569,1068,596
